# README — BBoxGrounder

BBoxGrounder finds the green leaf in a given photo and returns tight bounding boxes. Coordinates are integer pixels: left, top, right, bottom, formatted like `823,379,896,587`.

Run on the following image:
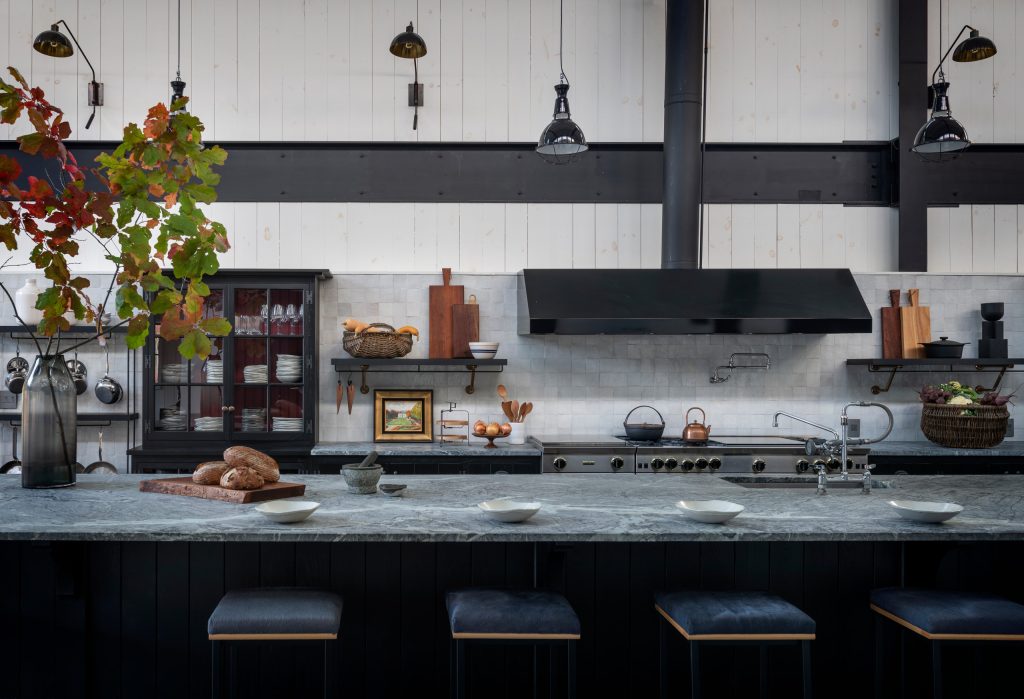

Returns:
178,328,212,359
149,289,180,315
199,317,231,336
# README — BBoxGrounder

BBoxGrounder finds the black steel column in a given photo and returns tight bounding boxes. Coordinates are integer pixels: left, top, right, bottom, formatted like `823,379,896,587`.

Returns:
661,0,705,269
897,0,929,271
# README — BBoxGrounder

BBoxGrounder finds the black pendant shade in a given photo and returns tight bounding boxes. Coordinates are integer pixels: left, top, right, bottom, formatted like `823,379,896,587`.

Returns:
390,23,427,59
952,30,997,62
536,83,588,164
32,25,74,57
912,82,969,159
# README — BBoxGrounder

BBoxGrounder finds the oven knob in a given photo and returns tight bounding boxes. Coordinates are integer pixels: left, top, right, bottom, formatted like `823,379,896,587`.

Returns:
680,459,695,472
708,458,722,471
752,459,766,473
552,457,567,471
665,458,678,470
795,459,810,474
695,458,709,470
813,459,827,472
610,457,625,470
827,458,842,472
651,458,664,471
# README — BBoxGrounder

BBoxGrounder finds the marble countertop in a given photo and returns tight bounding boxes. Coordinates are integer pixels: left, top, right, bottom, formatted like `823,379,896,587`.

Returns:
868,441,1024,457
312,441,542,457
1,473,1022,543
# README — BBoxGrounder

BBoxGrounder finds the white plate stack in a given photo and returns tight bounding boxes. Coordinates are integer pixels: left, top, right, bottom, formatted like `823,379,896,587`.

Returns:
272,417,304,432
194,416,223,432
157,407,186,431
205,360,223,384
160,363,187,384
243,364,269,384
241,408,266,432
275,354,302,383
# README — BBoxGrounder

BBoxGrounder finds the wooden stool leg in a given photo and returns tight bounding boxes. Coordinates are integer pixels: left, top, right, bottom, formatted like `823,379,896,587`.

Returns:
759,644,768,699
689,640,700,699
874,614,884,699
659,618,668,699
211,640,222,699
228,643,237,699
455,639,466,699
931,641,942,699
322,640,329,699
801,640,812,699
567,640,577,699
549,644,556,698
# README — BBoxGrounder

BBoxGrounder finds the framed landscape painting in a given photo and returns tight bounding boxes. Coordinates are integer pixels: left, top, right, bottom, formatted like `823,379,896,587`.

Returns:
373,389,434,442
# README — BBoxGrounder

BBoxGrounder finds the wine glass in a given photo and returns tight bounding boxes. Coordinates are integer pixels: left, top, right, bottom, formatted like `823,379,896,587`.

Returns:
260,304,269,334
285,304,298,336
291,303,304,336
271,304,286,335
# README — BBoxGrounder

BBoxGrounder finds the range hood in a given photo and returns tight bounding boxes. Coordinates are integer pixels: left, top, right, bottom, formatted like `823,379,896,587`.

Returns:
517,268,871,335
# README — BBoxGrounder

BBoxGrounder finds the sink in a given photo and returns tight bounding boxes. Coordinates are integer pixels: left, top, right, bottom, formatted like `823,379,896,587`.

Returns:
722,476,890,490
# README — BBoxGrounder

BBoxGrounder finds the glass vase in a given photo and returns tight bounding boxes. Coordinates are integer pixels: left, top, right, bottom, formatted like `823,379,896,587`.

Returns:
21,354,77,488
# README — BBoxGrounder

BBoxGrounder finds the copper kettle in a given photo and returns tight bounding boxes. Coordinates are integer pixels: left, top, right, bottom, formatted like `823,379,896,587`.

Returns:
682,407,711,443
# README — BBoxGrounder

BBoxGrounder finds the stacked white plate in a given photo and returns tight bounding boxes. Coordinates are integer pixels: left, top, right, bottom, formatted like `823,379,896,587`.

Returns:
243,364,268,384
157,407,186,431
205,360,223,384
272,417,304,432
241,408,266,432
275,354,302,383
194,416,223,432
160,363,188,384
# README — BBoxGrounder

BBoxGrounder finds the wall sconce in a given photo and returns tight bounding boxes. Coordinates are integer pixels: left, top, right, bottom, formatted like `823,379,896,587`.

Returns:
390,22,427,130
32,20,103,129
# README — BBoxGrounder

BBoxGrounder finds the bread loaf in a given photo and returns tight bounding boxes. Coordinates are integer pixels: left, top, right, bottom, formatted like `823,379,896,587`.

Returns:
223,446,280,483
220,466,265,490
192,460,230,485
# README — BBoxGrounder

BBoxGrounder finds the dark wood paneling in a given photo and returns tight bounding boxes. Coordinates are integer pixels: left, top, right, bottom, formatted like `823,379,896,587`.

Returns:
188,544,224,699
0,542,21,699
121,543,158,698
155,542,190,699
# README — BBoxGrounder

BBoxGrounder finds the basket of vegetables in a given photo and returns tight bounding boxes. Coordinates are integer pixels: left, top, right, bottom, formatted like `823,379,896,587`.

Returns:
919,381,1012,449
342,320,419,359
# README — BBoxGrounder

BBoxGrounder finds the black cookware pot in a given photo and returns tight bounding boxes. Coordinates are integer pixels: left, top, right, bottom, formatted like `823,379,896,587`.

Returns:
623,405,666,442
919,336,967,359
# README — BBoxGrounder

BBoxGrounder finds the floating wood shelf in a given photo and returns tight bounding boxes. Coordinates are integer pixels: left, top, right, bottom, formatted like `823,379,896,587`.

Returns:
846,358,1024,394
331,358,507,395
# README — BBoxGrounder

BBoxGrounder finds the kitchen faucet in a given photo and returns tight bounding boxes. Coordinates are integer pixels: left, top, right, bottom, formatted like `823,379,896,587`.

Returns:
773,402,894,494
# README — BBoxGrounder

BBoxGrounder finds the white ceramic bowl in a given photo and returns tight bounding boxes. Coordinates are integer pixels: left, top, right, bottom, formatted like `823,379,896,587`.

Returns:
255,500,321,523
478,498,541,523
470,350,498,359
888,499,963,523
675,500,744,524
469,341,499,350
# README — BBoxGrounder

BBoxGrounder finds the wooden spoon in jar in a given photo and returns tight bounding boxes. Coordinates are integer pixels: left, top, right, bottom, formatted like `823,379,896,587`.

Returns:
518,402,533,421
497,384,508,400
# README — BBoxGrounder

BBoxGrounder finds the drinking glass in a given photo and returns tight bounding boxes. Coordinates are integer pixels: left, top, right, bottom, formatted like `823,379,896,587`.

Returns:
291,303,304,336
271,304,286,335
260,304,269,334
285,304,298,336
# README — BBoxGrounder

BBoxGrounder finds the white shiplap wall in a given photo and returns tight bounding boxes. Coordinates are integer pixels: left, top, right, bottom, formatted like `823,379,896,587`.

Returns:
0,0,906,273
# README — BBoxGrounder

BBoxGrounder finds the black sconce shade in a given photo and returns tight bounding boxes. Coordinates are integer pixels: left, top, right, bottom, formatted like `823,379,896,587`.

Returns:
952,30,997,62
390,23,427,59
32,25,74,57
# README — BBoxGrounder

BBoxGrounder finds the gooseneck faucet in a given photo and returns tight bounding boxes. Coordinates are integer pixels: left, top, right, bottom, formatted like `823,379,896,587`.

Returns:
771,411,840,440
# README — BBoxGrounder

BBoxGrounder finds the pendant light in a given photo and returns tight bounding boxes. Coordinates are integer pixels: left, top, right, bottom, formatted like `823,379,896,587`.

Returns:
536,0,587,164
32,20,103,129
390,17,427,130
912,2,997,161
170,0,187,113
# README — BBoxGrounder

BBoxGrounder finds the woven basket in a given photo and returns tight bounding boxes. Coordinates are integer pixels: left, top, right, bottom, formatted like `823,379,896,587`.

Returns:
920,402,1009,449
343,323,414,359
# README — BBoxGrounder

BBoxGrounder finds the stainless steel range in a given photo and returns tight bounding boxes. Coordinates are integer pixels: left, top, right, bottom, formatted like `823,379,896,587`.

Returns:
530,435,869,475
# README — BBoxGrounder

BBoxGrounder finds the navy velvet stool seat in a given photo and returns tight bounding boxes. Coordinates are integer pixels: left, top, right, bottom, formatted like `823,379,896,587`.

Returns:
655,590,815,699
208,588,343,698
446,589,580,698
870,587,1024,698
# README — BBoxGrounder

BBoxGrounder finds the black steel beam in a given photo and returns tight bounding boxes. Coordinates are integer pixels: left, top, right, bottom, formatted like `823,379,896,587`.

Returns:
661,0,704,269
897,0,930,271
0,140,897,205
913,144,1024,205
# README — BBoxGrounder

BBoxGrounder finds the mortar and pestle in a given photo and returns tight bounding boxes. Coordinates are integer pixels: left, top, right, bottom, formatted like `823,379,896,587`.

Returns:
341,450,383,494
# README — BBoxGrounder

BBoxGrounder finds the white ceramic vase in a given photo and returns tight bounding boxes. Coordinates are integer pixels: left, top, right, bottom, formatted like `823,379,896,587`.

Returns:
508,422,526,445
14,279,43,324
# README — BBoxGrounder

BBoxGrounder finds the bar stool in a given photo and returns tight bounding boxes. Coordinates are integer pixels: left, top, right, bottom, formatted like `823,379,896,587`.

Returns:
870,587,1024,699
655,590,815,699
208,588,343,699
446,588,580,698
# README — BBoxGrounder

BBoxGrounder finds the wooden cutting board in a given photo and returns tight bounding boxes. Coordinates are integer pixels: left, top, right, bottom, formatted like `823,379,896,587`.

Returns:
139,477,306,503
881,289,902,359
428,268,464,358
451,297,480,359
900,288,931,359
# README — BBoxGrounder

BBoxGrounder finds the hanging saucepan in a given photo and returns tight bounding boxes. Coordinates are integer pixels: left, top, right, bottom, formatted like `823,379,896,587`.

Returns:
5,353,29,394
0,426,21,474
67,354,88,396
94,339,123,405
623,405,666,442
84,431,118,474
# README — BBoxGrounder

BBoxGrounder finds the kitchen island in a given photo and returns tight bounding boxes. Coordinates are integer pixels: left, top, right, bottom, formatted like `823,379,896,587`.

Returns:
2,474,1021,699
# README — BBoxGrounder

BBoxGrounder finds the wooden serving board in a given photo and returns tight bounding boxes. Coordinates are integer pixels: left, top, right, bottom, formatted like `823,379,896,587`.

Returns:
451,301,480,358
139,477,306,503
900,288,931,359
881,289,902,359
428,268,464,358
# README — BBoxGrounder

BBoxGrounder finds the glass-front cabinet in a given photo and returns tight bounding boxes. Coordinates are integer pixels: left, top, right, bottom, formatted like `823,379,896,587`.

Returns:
143,271,327,452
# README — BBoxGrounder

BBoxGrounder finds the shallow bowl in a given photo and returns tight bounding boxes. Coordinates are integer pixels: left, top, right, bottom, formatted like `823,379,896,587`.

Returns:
675,500,744,524
468,341,499,350
470,350,498,360
379,483,407,497
888,499,963,523
478,498,541,523
255,500,320,523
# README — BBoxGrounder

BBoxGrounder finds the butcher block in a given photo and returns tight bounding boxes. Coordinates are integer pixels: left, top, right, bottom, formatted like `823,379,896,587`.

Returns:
139,477,306,503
